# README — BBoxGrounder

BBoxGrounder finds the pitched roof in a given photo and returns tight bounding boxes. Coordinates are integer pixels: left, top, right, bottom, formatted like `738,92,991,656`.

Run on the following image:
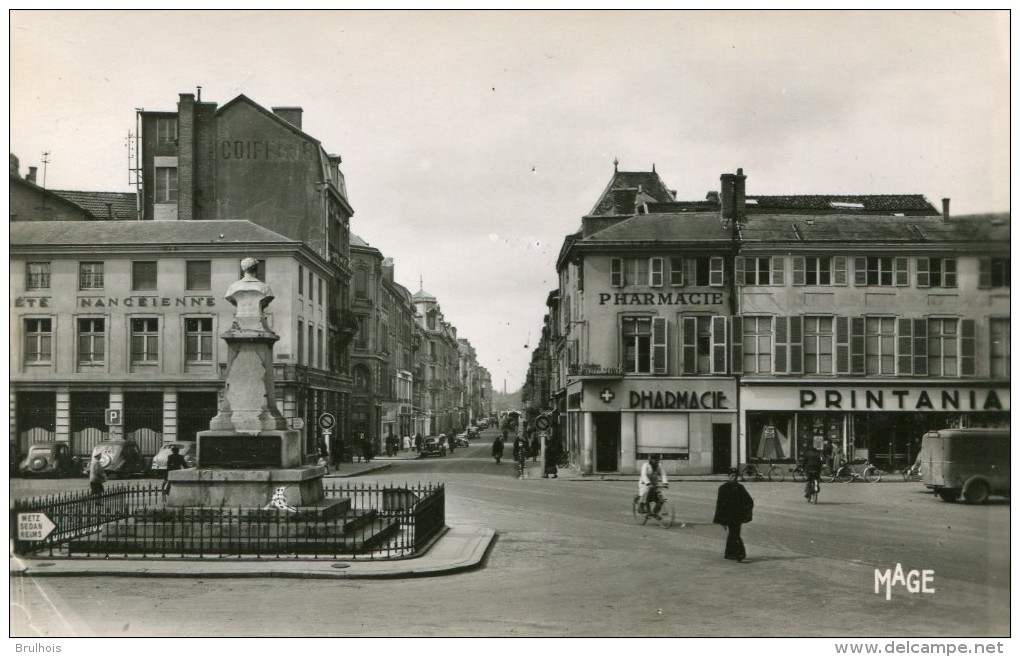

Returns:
588,170,676,216
745,194,939,215
739,213,1009,244
49,190,137,220
584,211,733,244
10,220,297,247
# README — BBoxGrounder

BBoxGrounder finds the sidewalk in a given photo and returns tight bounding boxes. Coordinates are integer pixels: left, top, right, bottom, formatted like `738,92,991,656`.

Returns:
10,525,496,580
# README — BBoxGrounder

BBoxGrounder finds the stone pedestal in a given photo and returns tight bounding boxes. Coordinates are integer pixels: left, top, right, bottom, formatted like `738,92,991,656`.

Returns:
197,429,303,469
167,465,328,507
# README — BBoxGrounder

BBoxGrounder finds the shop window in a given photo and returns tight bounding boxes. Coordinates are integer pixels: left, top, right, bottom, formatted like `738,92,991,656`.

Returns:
132,261,157,291
636,413,689,459
865,317,896,375
24,318,52,364
990,318,1010,378
154,166,178,203
185,260,211,290
79,261,104,290
185,317,213,363
741,316,773,373
978,258,1010,289
749,415,793,460
26,262,50,290
130,318,159,364
77,318,105,364
916,258,957,288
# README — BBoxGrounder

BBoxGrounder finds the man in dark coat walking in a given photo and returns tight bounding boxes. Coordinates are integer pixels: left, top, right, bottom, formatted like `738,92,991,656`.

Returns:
713,468,755,562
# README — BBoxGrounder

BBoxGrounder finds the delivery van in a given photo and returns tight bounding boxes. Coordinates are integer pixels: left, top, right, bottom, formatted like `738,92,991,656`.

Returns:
920,428,1010,504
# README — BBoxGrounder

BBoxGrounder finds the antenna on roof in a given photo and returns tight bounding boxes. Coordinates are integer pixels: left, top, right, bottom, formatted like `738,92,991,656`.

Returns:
40,151,50,188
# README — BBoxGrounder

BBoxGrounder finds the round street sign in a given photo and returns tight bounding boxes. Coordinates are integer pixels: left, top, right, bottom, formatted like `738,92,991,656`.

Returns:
318,413,336,431
534,414,551,431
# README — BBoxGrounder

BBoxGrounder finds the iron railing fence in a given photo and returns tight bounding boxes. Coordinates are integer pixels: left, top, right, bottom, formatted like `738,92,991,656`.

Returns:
11,481,445,561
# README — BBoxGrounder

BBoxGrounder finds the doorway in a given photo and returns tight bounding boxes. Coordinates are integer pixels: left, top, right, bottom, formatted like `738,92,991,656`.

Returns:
712,423,732,473
593,412,619,472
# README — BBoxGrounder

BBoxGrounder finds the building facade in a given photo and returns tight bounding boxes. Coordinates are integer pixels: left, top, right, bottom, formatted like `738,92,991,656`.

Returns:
10,220,337,460
533,166,1009,475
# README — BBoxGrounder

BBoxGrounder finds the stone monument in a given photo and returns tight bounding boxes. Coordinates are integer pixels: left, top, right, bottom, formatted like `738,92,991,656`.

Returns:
167,257,328,507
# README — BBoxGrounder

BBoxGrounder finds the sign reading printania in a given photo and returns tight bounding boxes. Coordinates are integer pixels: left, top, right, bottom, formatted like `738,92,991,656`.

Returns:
799,388,1006,411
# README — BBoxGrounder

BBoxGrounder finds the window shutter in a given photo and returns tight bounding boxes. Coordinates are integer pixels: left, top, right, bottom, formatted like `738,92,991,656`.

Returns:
854,257,867,286
734,257,745,286
771,256,785,285
681,316,697,375
916,258,930,288
850,317,866,375
611,258,623,287
895,257,909,286
669,257,684,286
978,258,991,289
960,319,976,376
833,256,847,285
913,318,928,376
730,316,743,374
835,316,850,374
652,317,668,374
789,316,804,374
650,258,664,287
774,316,789,374
897,318,913,375
712,315,727,374
792,256,806,286
709,257,724,287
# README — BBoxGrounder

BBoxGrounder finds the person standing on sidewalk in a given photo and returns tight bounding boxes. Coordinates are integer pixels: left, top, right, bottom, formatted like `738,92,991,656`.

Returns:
542,434,559,478
513,433,529,479
713,468,754,562
492,432,505,464
89,453,106,495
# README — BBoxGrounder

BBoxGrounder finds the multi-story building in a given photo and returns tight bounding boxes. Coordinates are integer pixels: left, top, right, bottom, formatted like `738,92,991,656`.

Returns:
412,288,462,436
535,166,1009,475
383,261,418,442
10,220,335,460
136,91,357,452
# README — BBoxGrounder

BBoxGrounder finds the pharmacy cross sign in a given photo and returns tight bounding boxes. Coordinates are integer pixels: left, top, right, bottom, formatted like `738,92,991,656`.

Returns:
600,389,615,403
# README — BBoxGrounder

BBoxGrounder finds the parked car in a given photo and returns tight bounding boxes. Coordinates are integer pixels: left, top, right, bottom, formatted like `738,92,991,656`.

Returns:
453,434,470,448
150,441,197,477
89,440,149,478
921,428,1010,504
466,426,480,439
419,436,447,458
18,442,83,478
478,419,489,429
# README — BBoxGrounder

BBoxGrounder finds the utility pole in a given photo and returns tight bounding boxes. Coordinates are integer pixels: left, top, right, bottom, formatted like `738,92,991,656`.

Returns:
40,151,50,188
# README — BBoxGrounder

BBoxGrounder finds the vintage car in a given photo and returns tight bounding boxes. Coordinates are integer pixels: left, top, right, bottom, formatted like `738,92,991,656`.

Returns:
89,440,149,478
18,442,83,478
453,434,471,448
150,441,198,477
419,436,447,458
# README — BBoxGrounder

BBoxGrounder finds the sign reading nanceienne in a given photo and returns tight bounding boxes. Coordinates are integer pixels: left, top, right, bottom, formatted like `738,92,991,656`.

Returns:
77,296,216,308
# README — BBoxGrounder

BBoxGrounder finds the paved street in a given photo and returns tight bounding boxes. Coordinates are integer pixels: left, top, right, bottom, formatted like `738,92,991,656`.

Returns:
9,430,1009,638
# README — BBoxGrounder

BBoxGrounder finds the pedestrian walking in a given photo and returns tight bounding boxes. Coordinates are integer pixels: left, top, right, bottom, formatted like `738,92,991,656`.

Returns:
414,433,423,453
403,435,412,452
713,468,755,562
163,445,188,496
531,432,541,462
543,434,559,478
361,436,373,463
89,453,106,495
492,433,505,464
513,434,529,479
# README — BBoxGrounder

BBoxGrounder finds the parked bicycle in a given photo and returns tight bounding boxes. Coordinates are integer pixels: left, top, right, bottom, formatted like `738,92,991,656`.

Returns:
902,464,922,482
741,459,785,482
556,450,570,469
828,459,882,483
632,483,675,528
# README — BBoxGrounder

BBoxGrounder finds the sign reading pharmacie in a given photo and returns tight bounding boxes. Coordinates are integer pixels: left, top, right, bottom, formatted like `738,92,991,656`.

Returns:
743,385,1009,412
585,379,736,411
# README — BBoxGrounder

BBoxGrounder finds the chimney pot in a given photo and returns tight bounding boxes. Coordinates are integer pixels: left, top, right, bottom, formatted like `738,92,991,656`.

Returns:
26,166,37,184
942,198,950,222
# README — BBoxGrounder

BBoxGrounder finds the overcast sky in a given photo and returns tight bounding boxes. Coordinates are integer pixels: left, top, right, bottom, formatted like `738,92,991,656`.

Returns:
9,10,1010,392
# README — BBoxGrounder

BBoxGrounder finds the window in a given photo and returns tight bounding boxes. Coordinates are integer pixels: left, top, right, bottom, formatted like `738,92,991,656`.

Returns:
681,315,727,374
79,262,104,290
990,318,1010,378
130,318,159,363
803,316,834,374
298,265,304,295
865,317,896,375
308,271,314,302
77,318,105,364
866,257,892,286
669,257,684,286
154,167,178,203
793,256,847,286
680,256,725,287
354,268,368,298
297,319,305,364
185,260,211,291
308,323,314,367
650,258,664,287
185,318,213,363
318,279,323,305
132,261,157,291
927,318,958,377
742,316,773,373
979,258,1010,289
855,256,908,287
354,316,368,349
806,257,831,286
742,257,771,285
317,327,324,368
623,316,653,374
26,262,50,290
917,258,957,288
24,318,52,363
156,117,177,144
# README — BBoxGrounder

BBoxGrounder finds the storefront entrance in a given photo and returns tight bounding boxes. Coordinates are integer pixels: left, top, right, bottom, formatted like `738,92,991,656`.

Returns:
712,423,732,473
593,412,619,472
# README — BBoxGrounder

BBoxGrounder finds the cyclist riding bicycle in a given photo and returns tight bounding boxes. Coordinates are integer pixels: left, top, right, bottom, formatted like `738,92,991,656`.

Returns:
800,444,823,501
638,453,669,517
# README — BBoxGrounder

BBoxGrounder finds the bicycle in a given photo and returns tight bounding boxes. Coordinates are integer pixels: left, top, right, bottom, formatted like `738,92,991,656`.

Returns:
805,476,821,504
828,459,882,483
556,450,570,469
902,464,922,482
632,484,675,528
741,459,785,482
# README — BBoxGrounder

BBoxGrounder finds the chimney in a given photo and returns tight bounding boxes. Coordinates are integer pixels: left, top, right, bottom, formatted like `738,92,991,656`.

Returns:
272,107,303,130
26,166,37,184
9,153,19,176
720,168,747,224
106,202,114,220
942,198,950,222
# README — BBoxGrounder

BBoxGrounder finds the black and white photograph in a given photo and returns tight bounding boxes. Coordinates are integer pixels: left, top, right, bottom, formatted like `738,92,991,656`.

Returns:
7,8,1012,651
